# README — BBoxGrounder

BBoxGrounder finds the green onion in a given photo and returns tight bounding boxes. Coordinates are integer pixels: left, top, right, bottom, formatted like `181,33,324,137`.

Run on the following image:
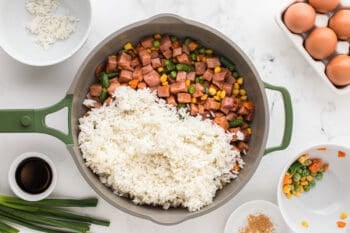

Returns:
100,72,109,88
107,72,119,79
0,220,18,233
220,56,235,71
229,119,245,128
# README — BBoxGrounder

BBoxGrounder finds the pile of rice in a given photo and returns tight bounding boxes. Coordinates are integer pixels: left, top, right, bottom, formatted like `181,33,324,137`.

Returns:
78,87,244,211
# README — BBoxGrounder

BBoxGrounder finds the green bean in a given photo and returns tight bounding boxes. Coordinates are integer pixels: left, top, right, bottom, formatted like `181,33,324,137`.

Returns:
176,64,194,72
188,86,195,94
220,56,236,71
153,40,160,48
107,72,119,79
165,60,176,72
100,72,109,88
229,119,244,128
288,161,303,174
100,88,108,102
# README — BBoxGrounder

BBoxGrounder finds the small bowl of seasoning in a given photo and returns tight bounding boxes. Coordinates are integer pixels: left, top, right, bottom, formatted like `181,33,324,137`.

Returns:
8,152,57,201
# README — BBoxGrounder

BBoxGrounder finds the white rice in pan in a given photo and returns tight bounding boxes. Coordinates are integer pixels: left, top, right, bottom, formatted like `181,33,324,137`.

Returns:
78,87,243,211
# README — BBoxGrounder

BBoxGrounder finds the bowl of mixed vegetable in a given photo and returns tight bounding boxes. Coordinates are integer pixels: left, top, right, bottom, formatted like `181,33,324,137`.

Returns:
278,144,350,233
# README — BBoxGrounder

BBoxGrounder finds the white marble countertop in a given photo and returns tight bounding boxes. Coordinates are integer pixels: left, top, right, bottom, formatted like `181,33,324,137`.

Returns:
1,0,350,232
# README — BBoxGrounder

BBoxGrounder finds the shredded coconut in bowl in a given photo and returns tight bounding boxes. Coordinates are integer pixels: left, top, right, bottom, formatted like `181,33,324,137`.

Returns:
78,87,244,211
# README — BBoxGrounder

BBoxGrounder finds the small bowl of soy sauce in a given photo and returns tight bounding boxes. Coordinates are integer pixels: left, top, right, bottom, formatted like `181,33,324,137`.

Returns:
8,152,57,201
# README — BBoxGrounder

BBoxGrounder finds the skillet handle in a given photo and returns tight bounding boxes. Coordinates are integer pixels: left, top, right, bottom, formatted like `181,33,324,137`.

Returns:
0,95,74,144
263,82,293,155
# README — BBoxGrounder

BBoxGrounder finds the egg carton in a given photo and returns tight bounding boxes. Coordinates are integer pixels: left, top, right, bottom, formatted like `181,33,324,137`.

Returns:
275,0,350,95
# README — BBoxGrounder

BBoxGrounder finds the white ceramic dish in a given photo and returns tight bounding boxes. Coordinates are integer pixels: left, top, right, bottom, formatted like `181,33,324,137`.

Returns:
0,0,92,66
224,200,290,233
8,152,57,201
275,1,350,95
278,144,350,233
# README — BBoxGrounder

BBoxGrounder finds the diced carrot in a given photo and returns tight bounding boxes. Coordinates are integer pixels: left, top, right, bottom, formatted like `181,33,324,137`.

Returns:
129,79,139,89
317,147,327,151
243,101,254,110
337,221,346,228
323,164,329,172
188,41,199,51
283,174,292,185
309,159,323,173
172,41,180,49
338,151,346,158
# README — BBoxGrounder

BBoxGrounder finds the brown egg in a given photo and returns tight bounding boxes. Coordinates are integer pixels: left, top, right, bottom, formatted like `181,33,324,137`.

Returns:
329,9,350,40
305,27,337,60
309,0,339,13
284,2,316,33
326,55,350,86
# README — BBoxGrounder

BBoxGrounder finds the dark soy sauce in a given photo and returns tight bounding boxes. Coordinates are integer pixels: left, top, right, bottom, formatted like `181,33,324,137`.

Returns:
15,157,53,194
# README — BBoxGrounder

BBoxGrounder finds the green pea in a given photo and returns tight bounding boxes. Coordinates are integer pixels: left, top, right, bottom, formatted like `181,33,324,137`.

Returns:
233,72,239,78
293,173,301,182
302,169,310,177
199,48,205,54
184,38,191,45
294,184,300,192
315,172,323,180
170,71,177,79
311,173,317,177
190,53,197,61
309,180,316,187
170,35,178,42
297,168,303,174
304,185,310,192
188,86,195,94
153,40,160,48
195,76,200,83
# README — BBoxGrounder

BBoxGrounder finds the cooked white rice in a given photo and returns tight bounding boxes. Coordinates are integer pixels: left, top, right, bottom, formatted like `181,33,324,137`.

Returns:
78,87,243,211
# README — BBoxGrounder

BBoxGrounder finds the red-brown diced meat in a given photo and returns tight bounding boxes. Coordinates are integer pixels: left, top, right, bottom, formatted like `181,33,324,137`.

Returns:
139,50,151,66
141,37,154,49
118,53,132,70
223,83,233,96
141,64,153,75
246,113,254,122
131,58,140,68
213,71,227,81
173,47,182,57
119,70,133,83
167,95,177,106
151,58,162,68
110,77,119,84
108,82,120,95
214,116,229,130
226,112,237,121
177,93,191,103
193,83,204,98
190,104,199,116
104,97,113,106
150,51,159,59
177,53,191,65
106,55,117,73
162,50,172,59
202,69,214,81
170,81,187,94
205,98,221,110
133,68,143,81
226,73,236,84
238,142,249,152
238,106,249,115
157,86,170,97
195,62,206,75
221,97,235,114
212,80,224,89
137,82,147,89
160,35,172,52
89,84,102,97
206,57,221,68
176,71,187,81
143,70,160,87
186,72,196,81
95,63,106,78
182,44,190,55
198,104,205,114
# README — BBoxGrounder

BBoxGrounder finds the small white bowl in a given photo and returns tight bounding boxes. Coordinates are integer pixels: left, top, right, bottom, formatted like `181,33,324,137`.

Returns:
0,0,92,66
8,152,57,201
277,145,350,233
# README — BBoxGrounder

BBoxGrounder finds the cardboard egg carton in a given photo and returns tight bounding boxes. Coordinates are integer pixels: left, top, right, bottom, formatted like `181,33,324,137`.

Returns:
275,1,350,95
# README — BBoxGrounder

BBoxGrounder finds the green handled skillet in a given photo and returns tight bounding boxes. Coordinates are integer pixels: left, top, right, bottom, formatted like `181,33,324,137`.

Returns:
0,14,293,225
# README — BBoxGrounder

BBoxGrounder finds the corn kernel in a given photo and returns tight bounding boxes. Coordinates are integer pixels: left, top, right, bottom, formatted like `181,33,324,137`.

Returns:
286,193,293,199
185,80,191,86
233,89,239,96
283,185,291,194
205,49,213,55
162,81,168,86
306,175,313,182
160,74,168,83
192,97,197,103
301,221,309,228
123,42,133,50
214,66,221,73
239,89,246,96
340,212,348,220
247,128,252,135
295,192,301,196
201,56,206,62
147,48,152,53
201,94,208,100
301,181,308,186
208,87,217,96
234,83,240,90
154,34,161,39
300,186,304,192
237,77,244,85
240,95,247,101
157,67,164,73
219,90,226,99
298,156,307,164
214,96,221,101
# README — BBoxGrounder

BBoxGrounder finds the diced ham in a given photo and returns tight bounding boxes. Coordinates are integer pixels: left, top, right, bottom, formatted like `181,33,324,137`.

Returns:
220,97,235,114
110,77,119,84
170,81,187,94
213,71,227,82
151,58,162,68
119,70,133,83
143,70,160,87
206,57,221,68
167,95,177,106
212,80,224,89
193,83,204,98
160,35,172,52
106,55,117,73
177,93,191,103
214,116,229,130
89,84,102,97
137,82,147,89
190,104,199,116
141,37,154,48
176,71,187,81
182,44,190,55
195,62,206,75
172,47,182,57
226,73,236,84
95,63,105,78
157,86,170,97
238,142,249,152
150,51,159,59
118,53,132,70
107,82,120,95
138,50,151,66
238,106,249,115
205,98,221,110
131,58,140,68
246,113,254,122
226,112,237,121
141,64,153,75
177,53,191,65
223,83,233,96
133,68,143,81
198,104,205,114
186,72,196,81
202,69,214,81
104,97,113,106
162,50,172,59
